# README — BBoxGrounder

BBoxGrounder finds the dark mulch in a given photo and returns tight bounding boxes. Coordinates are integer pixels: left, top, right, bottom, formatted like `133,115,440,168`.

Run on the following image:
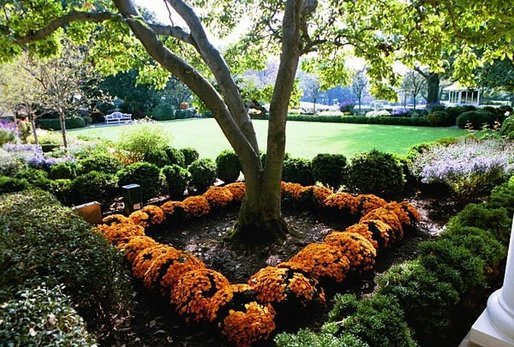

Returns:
108,200,441,347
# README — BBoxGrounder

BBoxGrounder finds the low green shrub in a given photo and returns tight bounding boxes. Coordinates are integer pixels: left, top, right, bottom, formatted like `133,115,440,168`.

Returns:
117,162,162,201
71,171,118,207
0,176,29,194
311,153,347,189
188,158,217,192
378,261,460,341
49,162,78,180
151,103,175,121
500,116,514,139
283,157,314,186
143,147,171,168
327,294,416,347
0,190,132,332
180,147,199,166
37,117,86,130
14,167,49,187
417,239,486,293
0,285,95,346
427,111,452,126
456,110,503,129
287,114,431,126
488,176,514,215
164,146,186,167
77,154,122,175
447,203,512,244
162,164,191,199
0,129,17,146
275,328,368,347
175,109,196,119
118,120,169,161
45,179,72,205
216,150,241,184
347,150,405,197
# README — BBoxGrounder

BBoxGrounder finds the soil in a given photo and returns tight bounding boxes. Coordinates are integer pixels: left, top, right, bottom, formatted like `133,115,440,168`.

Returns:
107,193,455,347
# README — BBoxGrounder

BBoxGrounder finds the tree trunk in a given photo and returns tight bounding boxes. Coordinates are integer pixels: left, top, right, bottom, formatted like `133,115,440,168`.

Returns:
426,73,440,106
29,113,39,146
413,94,417,109
358,98,361,113
58,108,68,148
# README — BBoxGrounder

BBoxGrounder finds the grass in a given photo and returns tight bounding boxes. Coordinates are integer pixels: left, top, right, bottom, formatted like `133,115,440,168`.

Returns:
70,118,466,159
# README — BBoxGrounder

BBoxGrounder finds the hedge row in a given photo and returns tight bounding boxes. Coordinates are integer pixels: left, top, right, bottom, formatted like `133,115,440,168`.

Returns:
287,114,431,126
0,190,132,343
276,176,514,346
96,181,420,346
37,117,87,130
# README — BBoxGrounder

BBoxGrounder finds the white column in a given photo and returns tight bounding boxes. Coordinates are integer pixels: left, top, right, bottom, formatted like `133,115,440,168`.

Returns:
466,217,514,347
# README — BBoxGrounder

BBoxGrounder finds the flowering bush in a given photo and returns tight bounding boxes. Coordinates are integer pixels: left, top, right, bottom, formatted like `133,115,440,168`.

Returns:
170,269,230,323
3,143,68,170
410,138,514,201
182,195,211,218
158,252,205,293
324,232,377,272
359,220,395,248
129,205,165,227
323,192,359,216
118,235,158,263
280,181,305,202
344,223,378,249
132,245,174,279
0,120,19,145
361,208,404,242
284,244,351,283
220,302,276,347
203,186,234,209
248,266,325,307
297,185,334,208
97,222,145,247
102,214,133,226
354,194,387,216
160,200,186,220
225,182,246,202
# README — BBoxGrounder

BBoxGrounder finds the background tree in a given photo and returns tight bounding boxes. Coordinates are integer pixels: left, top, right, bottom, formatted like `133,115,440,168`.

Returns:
299,72,322,113
2,0,512,244
0,55,44,145
351,70,369,114
401,70,426,109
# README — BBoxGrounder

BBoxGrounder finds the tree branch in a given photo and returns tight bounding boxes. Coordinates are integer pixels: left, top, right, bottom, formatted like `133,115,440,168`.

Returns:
165,0,260,155
15,11,116,45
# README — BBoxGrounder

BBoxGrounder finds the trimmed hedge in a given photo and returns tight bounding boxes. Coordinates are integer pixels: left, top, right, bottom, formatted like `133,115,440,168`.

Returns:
151,103,175,121
162,164,191,199
282,157,314,186
37,118,86,130
500,116,514,138
0,190,132,333
0,176,29,194
216,150,241,184
188,158,217,192
287,114,431,126
70,171,118,207
180,147,199,167
311,153,347,189
78,154,122,175
117,162,162,202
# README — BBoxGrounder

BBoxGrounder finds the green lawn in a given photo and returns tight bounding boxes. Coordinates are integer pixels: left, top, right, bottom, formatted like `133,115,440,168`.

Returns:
70,119,466,159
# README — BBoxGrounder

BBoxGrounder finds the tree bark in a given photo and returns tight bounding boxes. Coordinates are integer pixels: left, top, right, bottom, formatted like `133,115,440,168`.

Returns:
426,73,440,106
58,108,68,148
29,113,39,146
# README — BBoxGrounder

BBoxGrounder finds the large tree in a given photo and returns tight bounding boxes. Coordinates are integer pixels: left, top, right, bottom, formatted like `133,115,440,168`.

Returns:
401,69,426,109
2,0,512,244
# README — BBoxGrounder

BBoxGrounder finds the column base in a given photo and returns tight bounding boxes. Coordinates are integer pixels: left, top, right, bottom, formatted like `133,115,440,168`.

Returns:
466,290,514,347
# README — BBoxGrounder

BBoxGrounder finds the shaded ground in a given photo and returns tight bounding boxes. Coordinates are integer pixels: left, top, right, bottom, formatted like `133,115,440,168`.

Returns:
111,202,439,347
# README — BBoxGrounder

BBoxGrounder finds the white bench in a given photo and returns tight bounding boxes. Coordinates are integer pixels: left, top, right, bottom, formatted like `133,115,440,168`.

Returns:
105,112,132,124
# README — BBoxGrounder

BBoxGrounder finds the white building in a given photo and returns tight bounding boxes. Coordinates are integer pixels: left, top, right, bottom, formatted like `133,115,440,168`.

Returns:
442,83,480,106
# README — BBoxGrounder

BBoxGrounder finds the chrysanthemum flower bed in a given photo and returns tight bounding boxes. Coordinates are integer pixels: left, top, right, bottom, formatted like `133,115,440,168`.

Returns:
96,182,420,347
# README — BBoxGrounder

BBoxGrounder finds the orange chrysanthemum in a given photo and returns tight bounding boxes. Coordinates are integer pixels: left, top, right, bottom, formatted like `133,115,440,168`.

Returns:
280,181,304,201
324,231,376,271
323,192,359,216
343,223,377,249
283,243,351,282
207,283,254,322
354,194,387,216
98,222,145,247
225,182,246,202
101,214,133,226
118,235,158,263
220,302,276,347
170,269,230,323
399,201,421,224
359,219,395,248
182,196,211,218
297,185,334,208
203,186,234,209
132,244,174,279
130,205,165,227
361,208,404,242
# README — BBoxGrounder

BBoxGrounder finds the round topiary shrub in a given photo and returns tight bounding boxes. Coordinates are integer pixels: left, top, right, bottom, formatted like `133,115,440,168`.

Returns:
49,162,78,180
346,150,406,197
164,146,186,167
143,147,171,168
78,154,122,175
282,157,314,186
427,111,450,126
188,158,217,192
311,153,347,189
14,168,49,188
162,164,191,199
71,171,118,207
117,162,162,201
151,103,175,121
180,147,199,167
456,110,496,129
216,150,241,184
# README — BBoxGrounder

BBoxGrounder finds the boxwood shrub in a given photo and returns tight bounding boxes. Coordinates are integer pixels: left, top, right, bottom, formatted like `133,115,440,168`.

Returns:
311,153,347,189
162,164,191,199
117,162,162,202
216,150,241,184
49,162,78,180
188,158,217,192
0,176,29,194
164,146,186,167
77,154,122,175
143,147,171,168
346,150,405,197
37,117,86,130
151,103,175,121
0,190,132,334
180,147,199,167
500,116,514,139
70,171,118,207
282,157,314,186
456,110,503,129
